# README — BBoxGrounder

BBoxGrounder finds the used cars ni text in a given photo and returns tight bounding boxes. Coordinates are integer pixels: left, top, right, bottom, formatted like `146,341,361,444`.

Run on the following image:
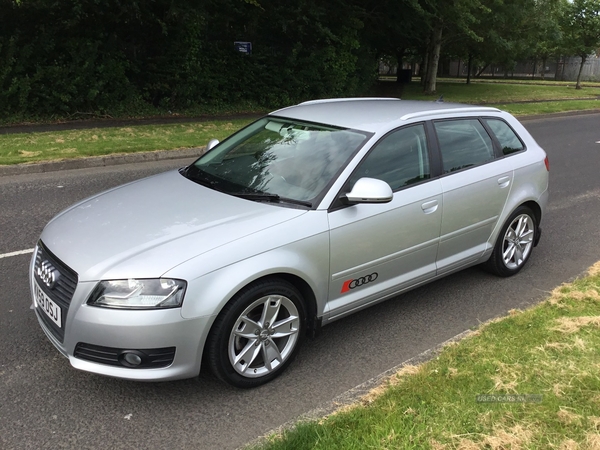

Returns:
30,98,549,387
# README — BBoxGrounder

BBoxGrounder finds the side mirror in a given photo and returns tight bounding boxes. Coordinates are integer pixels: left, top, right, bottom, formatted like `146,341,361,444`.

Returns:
345,177,393,204
206,139,220,152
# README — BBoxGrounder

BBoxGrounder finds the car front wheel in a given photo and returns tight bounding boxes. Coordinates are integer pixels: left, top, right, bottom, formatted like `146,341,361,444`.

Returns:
205,278,306,388
484,206,537,277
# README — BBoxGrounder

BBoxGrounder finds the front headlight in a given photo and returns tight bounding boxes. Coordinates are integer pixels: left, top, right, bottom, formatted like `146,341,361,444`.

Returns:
87,278,187,309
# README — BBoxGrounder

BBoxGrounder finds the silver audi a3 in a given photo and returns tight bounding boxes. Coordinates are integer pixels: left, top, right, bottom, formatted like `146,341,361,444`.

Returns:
30,98,549,387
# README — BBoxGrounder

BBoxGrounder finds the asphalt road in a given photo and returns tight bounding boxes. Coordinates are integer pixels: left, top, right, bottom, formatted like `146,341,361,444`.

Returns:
1,114,599,450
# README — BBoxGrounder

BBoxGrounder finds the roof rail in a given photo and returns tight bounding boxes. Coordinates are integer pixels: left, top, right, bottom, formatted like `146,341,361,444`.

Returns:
299,97,401,106
400,106,501,121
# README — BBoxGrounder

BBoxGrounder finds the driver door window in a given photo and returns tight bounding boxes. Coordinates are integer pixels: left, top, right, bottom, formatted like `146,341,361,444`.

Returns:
347,124,430,191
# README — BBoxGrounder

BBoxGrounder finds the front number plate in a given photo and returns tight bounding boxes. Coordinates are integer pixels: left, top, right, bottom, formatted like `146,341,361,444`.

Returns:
35,281,62,328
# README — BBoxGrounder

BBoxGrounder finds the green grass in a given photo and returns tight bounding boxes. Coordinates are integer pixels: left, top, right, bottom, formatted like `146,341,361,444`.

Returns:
374,79,600,116
251,263,600,450
380,75,600,88
0,119,253,165
440,76,600,88
2,80,600,166
400,80,600,104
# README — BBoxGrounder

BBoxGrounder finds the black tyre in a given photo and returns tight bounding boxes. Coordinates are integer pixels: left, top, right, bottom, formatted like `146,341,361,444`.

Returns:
484,205,537,277
205,278,306,388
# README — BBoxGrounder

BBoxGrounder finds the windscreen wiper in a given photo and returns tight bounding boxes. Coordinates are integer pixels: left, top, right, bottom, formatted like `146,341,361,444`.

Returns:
232,192,312,208
180,166,219,188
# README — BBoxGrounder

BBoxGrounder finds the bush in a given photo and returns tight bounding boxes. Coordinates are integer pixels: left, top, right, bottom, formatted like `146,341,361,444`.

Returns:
0,0,377,121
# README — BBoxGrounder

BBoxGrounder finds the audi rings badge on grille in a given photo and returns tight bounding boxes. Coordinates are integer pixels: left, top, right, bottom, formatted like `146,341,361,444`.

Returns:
37,260,59,289
341,273,378,293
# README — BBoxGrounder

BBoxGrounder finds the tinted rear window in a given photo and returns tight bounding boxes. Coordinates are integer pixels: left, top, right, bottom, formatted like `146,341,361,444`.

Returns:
485,119,524,155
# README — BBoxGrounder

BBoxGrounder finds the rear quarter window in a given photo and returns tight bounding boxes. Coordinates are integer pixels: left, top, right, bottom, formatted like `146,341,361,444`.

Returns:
485,119,525,155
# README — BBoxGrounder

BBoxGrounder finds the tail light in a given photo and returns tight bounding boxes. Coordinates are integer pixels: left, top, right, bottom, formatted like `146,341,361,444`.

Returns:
544,156,549,171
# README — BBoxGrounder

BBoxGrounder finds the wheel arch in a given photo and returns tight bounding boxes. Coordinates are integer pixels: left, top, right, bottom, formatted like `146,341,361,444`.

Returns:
483,201,539,276
206,272,320,340
518,200,543,247
521,200,542,226
487,197,545,256
201,272,314,388
265,273,320,337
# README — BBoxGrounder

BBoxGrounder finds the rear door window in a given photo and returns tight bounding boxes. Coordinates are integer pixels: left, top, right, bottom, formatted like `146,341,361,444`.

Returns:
434,119,494,173
484,119,525,155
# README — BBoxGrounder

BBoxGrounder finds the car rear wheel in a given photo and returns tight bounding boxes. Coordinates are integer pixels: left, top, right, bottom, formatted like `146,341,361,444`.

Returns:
484,206,537,277
205,278,306,388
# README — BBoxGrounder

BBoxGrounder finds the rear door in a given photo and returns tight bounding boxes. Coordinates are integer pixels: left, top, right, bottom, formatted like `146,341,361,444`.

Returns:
432,118,514,275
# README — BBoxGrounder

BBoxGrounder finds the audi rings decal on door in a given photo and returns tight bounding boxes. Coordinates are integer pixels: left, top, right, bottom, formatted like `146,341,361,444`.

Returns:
341,273,379,293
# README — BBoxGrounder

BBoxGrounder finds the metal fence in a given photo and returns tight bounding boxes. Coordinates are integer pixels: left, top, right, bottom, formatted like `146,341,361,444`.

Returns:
380,56,600,82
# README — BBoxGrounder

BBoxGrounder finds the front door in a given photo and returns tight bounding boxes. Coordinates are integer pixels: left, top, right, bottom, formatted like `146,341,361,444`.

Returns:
326,123,443,320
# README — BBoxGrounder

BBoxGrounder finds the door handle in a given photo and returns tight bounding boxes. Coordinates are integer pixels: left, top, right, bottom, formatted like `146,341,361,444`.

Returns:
421,200,438,214
498,176,511,188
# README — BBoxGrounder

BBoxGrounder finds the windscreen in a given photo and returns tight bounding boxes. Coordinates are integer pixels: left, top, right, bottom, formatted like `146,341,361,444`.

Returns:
190,117,369,204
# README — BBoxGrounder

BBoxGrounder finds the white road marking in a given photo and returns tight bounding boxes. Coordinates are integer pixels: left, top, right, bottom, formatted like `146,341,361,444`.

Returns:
0,248,34,259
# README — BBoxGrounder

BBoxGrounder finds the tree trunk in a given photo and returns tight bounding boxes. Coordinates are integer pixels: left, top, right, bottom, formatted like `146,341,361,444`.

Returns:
467,54,473,85
555,57,562,81
424,24,443,94
420,51,428,87
395,48,406,83
576,55,586,89
456,59,461,78
541,57,547,81
531,59,536,79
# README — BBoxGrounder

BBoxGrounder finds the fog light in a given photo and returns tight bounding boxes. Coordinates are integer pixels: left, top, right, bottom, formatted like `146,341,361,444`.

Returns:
122,352,142,366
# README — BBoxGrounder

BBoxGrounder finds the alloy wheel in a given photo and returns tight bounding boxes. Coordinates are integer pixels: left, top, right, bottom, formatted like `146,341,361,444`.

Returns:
228,294,300,378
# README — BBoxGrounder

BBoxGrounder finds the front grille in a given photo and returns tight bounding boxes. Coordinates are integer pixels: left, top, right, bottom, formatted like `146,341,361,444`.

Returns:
33,241,78,343
74,343,176,369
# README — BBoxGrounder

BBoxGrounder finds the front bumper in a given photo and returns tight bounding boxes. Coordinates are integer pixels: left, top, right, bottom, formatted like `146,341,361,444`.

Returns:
33,294,214,381
30,249,215,381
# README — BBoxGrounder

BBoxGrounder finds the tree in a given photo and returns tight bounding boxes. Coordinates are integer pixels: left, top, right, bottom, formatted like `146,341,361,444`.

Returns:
420,0,484,94
443,0,561,84
561,0,600,89
356,0,427,83
528,0,563,80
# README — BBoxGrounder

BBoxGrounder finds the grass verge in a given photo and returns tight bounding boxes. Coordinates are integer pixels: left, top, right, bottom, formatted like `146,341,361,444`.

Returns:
2,80,600,166
380,76,600,88
0,119,253,165
251,262,600,450
376,79,600,116
400,80,600,104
